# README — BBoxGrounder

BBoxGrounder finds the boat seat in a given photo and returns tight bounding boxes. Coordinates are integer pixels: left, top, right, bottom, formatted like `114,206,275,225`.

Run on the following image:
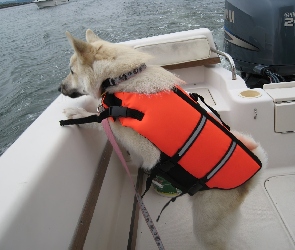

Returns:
134,34,220,70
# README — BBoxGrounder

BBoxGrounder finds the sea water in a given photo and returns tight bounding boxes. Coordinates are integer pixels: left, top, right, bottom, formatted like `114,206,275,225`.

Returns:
0,0,224,155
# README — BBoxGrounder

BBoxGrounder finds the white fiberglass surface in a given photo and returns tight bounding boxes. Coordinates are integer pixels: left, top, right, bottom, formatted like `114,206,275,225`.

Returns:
265,174,295,243
133,173,294,250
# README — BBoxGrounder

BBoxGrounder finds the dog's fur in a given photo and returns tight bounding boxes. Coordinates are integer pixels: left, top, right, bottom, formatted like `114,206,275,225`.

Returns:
59,29,267,250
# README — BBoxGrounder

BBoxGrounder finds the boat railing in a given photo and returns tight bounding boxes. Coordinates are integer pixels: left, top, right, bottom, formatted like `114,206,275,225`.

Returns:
210,47,237,80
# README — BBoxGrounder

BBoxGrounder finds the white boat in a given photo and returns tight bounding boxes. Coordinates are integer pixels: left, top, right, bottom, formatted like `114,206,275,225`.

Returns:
1,26,295,249
32,0,69,9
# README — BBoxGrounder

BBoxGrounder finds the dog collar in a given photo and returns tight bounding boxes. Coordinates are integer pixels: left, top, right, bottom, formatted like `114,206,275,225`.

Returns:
101,63,147,91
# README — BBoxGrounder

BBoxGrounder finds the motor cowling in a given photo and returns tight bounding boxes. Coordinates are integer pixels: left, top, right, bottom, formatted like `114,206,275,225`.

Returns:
224,0,295,87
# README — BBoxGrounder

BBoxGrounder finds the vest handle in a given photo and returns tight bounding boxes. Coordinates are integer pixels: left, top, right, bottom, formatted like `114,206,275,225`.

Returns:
189,93,230,131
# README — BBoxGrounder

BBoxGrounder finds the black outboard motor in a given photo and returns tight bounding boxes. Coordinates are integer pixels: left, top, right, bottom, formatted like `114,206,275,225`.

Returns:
224,0,295,88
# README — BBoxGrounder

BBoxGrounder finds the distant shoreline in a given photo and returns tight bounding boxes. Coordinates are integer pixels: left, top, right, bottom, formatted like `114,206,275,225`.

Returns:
0,2,31,9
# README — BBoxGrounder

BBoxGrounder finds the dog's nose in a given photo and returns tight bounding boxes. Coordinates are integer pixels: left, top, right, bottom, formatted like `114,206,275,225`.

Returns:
58,86,61,92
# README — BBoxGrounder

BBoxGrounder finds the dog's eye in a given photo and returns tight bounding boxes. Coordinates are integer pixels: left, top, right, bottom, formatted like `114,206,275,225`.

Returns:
70,68,74,75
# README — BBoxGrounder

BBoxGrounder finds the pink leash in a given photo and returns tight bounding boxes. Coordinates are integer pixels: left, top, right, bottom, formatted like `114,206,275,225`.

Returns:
101,119,165,250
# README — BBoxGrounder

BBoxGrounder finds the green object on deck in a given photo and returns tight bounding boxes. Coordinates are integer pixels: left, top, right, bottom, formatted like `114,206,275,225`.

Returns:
152,176,182,198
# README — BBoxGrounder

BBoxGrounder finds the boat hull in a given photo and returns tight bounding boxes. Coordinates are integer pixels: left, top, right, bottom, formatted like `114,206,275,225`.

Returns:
33,0,69,9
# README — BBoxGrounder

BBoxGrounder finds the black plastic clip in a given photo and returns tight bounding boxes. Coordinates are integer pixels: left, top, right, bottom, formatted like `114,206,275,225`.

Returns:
109,106,128,118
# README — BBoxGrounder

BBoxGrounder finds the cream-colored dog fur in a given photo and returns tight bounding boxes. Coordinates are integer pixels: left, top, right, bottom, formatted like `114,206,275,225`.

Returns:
59,29,267,250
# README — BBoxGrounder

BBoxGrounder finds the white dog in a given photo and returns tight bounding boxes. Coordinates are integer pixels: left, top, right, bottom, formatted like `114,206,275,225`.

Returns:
59,29,267,250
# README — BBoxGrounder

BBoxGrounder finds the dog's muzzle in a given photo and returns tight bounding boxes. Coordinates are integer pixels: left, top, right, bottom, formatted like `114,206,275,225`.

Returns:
58,85,83,98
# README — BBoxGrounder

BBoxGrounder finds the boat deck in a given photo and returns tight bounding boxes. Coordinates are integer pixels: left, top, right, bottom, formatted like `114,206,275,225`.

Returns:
86,151,295,250
135,169,295,250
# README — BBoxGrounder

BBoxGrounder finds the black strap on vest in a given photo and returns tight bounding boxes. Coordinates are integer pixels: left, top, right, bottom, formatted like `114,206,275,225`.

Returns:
141,152,209,221
156,192,185,222
142,153,208,197
189,92,230,131
59,106,144,126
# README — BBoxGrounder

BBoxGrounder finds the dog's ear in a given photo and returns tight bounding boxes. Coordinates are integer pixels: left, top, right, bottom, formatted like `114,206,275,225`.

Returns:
86,29,101,43
66,31,94,65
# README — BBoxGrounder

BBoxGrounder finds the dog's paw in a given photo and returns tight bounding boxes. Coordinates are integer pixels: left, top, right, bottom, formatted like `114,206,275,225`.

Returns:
62,108,102,130
63,108,93,119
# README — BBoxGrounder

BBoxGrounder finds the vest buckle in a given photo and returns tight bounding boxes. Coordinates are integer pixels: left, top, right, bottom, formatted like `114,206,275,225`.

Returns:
109,106,128,117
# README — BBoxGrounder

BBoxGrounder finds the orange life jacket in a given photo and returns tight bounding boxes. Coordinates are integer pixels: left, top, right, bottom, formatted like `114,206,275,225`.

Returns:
102,86,262,195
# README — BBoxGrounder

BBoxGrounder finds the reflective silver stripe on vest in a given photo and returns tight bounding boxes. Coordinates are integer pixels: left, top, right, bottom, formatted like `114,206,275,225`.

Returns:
206,141,237,180
178,116,207,157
